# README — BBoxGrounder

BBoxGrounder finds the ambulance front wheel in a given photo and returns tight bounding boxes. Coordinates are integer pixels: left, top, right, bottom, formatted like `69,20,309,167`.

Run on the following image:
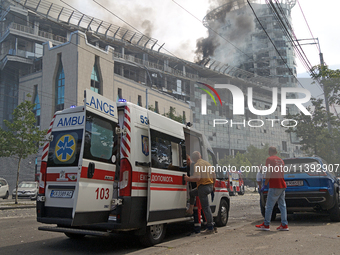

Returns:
139,223,167,247
214,199,229,227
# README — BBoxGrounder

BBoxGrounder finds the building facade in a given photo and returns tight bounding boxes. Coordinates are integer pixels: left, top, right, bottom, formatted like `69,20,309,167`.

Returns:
0,0,302,167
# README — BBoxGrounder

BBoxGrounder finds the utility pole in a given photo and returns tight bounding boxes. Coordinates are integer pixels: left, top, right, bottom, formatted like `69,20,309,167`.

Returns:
297,38,332,134
318,40,332,134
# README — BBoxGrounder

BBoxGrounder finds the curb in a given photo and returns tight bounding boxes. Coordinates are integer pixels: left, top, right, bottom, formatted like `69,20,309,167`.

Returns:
0,205,36,210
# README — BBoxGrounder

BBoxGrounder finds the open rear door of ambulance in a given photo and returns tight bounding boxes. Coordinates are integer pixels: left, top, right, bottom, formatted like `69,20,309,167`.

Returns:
146,111,188,226
71,89,119,226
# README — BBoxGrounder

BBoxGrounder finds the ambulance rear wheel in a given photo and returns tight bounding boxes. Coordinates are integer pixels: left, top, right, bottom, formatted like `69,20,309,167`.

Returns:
215,199,229,227
139,223,166,247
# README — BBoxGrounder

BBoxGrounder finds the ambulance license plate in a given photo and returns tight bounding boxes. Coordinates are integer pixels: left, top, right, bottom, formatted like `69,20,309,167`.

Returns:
50,190,73,198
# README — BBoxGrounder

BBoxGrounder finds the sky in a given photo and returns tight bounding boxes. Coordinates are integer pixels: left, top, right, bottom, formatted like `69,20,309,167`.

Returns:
60,0,340,78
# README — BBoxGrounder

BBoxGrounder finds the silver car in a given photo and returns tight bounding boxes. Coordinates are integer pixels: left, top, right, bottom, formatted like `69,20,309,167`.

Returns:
0,178,9,199
12,181,38,200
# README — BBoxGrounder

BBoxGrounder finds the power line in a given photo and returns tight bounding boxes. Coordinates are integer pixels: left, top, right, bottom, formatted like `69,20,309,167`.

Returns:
296,0,320,54
247,0,305,89
264,0,323,91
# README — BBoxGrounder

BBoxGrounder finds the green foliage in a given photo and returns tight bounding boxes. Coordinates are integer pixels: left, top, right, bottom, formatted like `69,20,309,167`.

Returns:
218,145,283,183
286,65,340,164
148,105,155,112
286,98,340,164
163,107,185,123
244,144,269,167
311,64,340,105
218,152,253,179
1,96,46,158
0,95,47,204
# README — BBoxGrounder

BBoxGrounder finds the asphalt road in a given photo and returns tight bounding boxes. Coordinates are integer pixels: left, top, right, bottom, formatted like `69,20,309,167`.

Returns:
1,192,340,255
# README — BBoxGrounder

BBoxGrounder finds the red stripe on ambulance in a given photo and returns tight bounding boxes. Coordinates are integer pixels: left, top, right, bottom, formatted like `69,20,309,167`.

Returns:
150,173,183,185
150,187,186,191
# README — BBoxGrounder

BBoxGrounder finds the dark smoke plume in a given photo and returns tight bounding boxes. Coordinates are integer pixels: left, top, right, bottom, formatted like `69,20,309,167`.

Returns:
195,0,255,66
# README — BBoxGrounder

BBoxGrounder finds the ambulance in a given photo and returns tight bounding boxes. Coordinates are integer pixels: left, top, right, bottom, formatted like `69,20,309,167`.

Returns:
227,171,245,196
37,89,229,246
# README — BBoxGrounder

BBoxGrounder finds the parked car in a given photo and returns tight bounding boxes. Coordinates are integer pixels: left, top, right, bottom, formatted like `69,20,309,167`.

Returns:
0,178,9,199
12,181,38,200
260,157,340,221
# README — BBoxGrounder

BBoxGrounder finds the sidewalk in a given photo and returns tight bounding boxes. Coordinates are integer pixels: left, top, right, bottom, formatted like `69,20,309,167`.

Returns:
0,200,36,210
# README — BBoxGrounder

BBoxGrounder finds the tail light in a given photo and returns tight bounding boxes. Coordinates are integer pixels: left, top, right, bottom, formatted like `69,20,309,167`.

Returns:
119,158,132,197
39,161,47,195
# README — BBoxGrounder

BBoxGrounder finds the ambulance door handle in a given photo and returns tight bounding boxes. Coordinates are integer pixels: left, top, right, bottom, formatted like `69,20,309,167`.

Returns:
182,174,186,185
88,162,95,178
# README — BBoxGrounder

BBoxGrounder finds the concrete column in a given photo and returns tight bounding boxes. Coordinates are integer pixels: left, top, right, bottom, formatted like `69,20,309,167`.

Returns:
34,21,39,35
15,37,18,55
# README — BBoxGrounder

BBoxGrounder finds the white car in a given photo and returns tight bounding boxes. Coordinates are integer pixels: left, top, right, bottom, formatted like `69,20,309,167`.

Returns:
12,181,38,200
0,178,9,199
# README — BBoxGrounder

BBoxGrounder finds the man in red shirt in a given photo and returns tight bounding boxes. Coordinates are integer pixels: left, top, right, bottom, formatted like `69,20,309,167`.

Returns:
255,146,289,231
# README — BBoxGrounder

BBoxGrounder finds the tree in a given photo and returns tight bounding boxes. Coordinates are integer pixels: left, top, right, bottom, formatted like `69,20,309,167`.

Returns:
286,65,340,164
285,98,340,163
245,144,271,167
0,95,47,204
311,64,340,106
219,152,252,170
218,152,252,181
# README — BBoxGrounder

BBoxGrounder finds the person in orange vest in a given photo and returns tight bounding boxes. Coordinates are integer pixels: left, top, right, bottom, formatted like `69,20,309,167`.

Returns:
184,151,216,235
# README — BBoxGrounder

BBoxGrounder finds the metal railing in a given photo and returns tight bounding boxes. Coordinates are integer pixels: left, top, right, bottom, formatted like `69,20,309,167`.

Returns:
7,22,67,43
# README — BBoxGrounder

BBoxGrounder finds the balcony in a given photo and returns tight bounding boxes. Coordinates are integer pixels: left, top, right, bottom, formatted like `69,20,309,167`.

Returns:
1,22,67,44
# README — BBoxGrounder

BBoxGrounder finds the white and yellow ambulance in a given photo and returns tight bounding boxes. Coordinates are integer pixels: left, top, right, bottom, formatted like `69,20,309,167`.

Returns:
37,89,229,246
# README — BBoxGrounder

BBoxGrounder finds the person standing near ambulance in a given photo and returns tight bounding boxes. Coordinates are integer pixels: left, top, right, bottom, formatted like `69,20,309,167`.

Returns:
184,151,216,234
256,146,289,231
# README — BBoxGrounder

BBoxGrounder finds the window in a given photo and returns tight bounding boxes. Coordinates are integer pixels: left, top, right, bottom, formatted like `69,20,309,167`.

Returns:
32,85,40,126
47,129,83,167
138,95,142,106
155,101,159,113
83,111,117,164
150,129,184,170
118,88,122,100
282,141,287,152
55,55,64,111
91,61,100,94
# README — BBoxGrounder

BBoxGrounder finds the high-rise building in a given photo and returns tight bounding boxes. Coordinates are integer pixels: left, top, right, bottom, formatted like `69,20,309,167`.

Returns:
201,0,297,88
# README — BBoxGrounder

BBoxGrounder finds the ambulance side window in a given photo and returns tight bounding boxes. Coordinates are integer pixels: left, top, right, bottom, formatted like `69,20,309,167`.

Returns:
83,112,117,164
150,129,184,170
